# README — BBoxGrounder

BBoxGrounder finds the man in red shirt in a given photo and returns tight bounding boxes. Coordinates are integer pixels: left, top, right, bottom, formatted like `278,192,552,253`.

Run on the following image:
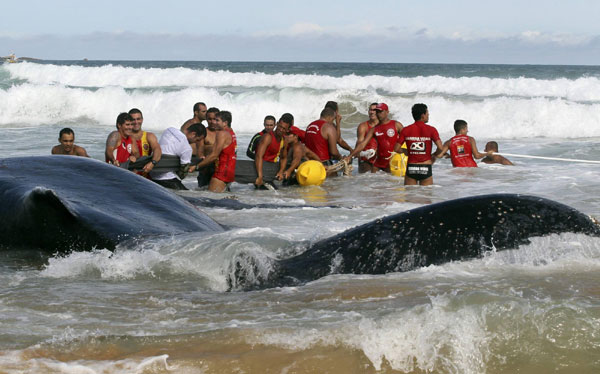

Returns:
254,117,290,186
436,120,491,167
347,103,404,173
105,112,140,166
397,103,443,186
304,108,342,175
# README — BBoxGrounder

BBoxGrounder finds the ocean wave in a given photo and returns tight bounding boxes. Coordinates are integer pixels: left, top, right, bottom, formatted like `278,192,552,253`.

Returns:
5,62,600,102
2,81,600,138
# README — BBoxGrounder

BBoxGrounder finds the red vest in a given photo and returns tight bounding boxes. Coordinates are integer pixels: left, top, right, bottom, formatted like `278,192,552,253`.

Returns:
213,128,237,183
106,136,133,163
304,119,330,161
263,131,283,162
449,134,477,167
373,121,399,169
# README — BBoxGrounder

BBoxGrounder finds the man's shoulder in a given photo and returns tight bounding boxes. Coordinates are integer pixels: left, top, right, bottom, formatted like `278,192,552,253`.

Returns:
51,145,62,154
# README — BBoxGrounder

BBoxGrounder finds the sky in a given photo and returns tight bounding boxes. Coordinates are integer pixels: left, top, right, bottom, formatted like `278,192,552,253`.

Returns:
2,0,600,64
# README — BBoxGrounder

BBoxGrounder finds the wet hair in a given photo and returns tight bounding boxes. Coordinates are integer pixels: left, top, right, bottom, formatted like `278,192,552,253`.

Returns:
325,101,338,112
411,103,428,121
216,111,232,127
320,107,336,118
486,141,499,151
370,102,378,107
116,112,133,129
187,123,207,138
264,115,276,123
128,108,143,117
193,102,207,112
279,113,294,125
206,107,220,115
59,127,74,139
454,120,468,133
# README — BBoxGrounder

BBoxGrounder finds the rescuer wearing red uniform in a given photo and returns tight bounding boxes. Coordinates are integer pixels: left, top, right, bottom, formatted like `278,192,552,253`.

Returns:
347,103,404,173
436,120,492,167
397,103,443,186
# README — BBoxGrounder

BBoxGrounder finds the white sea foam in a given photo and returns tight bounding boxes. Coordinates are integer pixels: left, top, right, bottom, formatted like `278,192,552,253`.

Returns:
7,62,600,101
2,79,600,139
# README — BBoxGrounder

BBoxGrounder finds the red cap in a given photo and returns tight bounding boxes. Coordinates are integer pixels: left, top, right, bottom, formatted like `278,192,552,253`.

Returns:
375,103,389,111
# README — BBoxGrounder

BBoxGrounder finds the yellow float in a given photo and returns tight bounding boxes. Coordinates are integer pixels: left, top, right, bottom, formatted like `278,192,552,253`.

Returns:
296,160,327,186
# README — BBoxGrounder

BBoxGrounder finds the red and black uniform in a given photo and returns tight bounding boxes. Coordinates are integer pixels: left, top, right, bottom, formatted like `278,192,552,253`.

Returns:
262,131,284,162
213,128,237,183
398,121,440,164
372,121,400,169
106,136,134,164
449,134,477,167
304,119,330,161
289,126,306,143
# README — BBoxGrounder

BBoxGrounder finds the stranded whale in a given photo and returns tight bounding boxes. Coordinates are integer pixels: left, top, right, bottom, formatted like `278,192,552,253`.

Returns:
229,194,600,289
1,157,598,290
0,156,223,252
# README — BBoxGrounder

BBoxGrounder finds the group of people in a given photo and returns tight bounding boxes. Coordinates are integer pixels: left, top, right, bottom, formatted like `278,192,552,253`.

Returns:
51,101,513,192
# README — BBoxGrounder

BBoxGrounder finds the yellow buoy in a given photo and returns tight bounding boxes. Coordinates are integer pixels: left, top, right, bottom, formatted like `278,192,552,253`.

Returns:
296,160,326,186
390,144,408,177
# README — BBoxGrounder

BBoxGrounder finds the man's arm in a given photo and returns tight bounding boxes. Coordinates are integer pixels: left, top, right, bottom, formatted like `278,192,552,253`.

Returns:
194,131,227,170
51,145,60,155
105,131,121,165
324,124,341,160
142,133,163,174
431,139,444,163
468,137,492,159
75,146,90,157
254,133,273,185
337,136,353,152
434,139,451,159
348,127,375,159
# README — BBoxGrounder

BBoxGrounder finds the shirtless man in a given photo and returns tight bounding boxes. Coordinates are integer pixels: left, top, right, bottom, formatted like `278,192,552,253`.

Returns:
196,107,220,187
481,141,514,165
181,102,207,156
254,116,290,186
436,120,491,167
355,103,379,173
325,101,353,152
304,107,343,176
347,103,404,173
105,112,140,166
129,108,162,175
398,103,443,186
51,128,89,157
277,132,320,184
194,111,237,192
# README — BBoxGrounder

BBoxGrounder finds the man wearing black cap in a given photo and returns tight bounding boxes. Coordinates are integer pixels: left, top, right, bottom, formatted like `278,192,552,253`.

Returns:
348,102,404,173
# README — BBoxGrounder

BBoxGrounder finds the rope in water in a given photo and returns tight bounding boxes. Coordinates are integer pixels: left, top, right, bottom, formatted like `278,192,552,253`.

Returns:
497,153,600,164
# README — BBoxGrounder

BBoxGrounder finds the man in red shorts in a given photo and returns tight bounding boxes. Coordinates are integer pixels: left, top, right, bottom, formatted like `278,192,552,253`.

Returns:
397,103,443,186
194,111,237,192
